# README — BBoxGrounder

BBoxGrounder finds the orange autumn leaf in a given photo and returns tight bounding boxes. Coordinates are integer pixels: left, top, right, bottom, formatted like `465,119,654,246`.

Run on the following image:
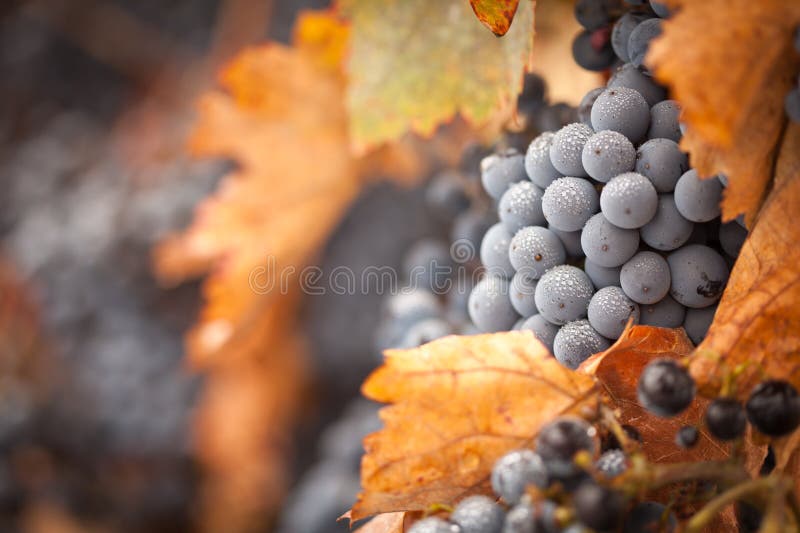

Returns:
647,0,800,226
469,0,521,36
351,331,599,521
152,13,362,532
689,124,800,400
579,326,730,464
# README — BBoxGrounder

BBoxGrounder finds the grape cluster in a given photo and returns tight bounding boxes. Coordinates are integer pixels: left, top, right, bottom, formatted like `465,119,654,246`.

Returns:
376,74,579,354
408,415,682,533
468,0,748,369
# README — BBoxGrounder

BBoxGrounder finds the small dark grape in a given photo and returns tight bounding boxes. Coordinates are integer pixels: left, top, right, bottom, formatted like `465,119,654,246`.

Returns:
637,359,696,417
491,449,548,504
745,380,800,437
705,397,746,441
675,425,699,448
595,449,628,478
573,482,626,532
535,417,597,478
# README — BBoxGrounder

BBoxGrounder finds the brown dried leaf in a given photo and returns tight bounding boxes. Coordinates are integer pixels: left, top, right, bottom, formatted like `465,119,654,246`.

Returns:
579,326,730,463
647,0,800,226
352,332,599,520
689,123,800,400
469,0,521,36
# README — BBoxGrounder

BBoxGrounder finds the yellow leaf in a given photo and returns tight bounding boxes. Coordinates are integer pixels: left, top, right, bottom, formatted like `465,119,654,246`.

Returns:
339,0,534,150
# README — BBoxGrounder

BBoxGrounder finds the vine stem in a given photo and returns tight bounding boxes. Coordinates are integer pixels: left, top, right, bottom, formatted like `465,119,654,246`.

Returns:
624,460,749,493
684,477,772,533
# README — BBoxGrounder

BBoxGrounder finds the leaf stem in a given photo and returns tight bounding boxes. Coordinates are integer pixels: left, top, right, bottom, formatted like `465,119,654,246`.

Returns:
684,477,771,533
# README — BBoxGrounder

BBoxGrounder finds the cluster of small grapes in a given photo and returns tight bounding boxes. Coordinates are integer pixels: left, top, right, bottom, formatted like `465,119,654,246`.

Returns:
785,27,800,123
374,75,578,355
407,363,800,533
408,415,675,533
467,0,749,370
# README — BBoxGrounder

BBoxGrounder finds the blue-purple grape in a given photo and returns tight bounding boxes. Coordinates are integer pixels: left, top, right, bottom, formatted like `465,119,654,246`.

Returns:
674,170,722,223
508,226,566,278
648,100,682,142
628,18,662,69
549,123,594,177
591,87,650,143
482,149,527,199
683,305,717,345
600,172,658,228
582,130,636,183
480,223,515,279
499,181,546,234
583,259,621,289
469,276,519,332
525,132,563,189
542,177,599,232
635,138,688,193
588,286,639,339
535,265,595,325
581,213,640,267
554,320,610,369
620,251,671,305
607,62,667,106
519,314,559,353
667,244,729,308
639,294,686,328
640,194,694,251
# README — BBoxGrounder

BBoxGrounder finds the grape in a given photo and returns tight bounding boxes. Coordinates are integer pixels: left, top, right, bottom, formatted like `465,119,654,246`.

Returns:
549,123,594,177
404,239,454,291
508,226,566,278
481,223,515,279
451,495,505,533
675,425,699,448
583,259,621,290
491,450,548,504
639,294,686,328
667,244,729,308
580,213,640,267
398,319,454,348
683,305,717,345
588,286,640,339
519,314,559,353
517,73,548,123
525,132,562,189
536,103,580,135
591,87,650,143
469,276,519,332
409,517,460,533
648,100,682,142
635,139,688,193
426,171,470,219
535,417,597,477
542,177,599,232
512,318,526,331
502,504,534,533
509,270,539,317
572,30,617,72
786,88,800,123
482,149,527,199
637,359,696,417
553,320,610,369
595,449,627,478
384,289,440,321
620,251,670,304
719,221,748,258
573,482,626,531
607,63,667,106
640,194,694,251
578,87,604,127
550,227,584,258
503,501,558,533
534,265,594,325
746,381,800,437
453,209,498,252
650,0,670,18
581,130,636,182
611,13,652,63
623,502,677,533
600,172,658,228
499,182,546,233
628,18,662,69
705,397,746,441
574,0,621,31
674,169,722,222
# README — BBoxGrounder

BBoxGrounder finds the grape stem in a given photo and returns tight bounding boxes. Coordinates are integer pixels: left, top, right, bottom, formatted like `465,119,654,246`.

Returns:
683,475,795,533
628,460,749,492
